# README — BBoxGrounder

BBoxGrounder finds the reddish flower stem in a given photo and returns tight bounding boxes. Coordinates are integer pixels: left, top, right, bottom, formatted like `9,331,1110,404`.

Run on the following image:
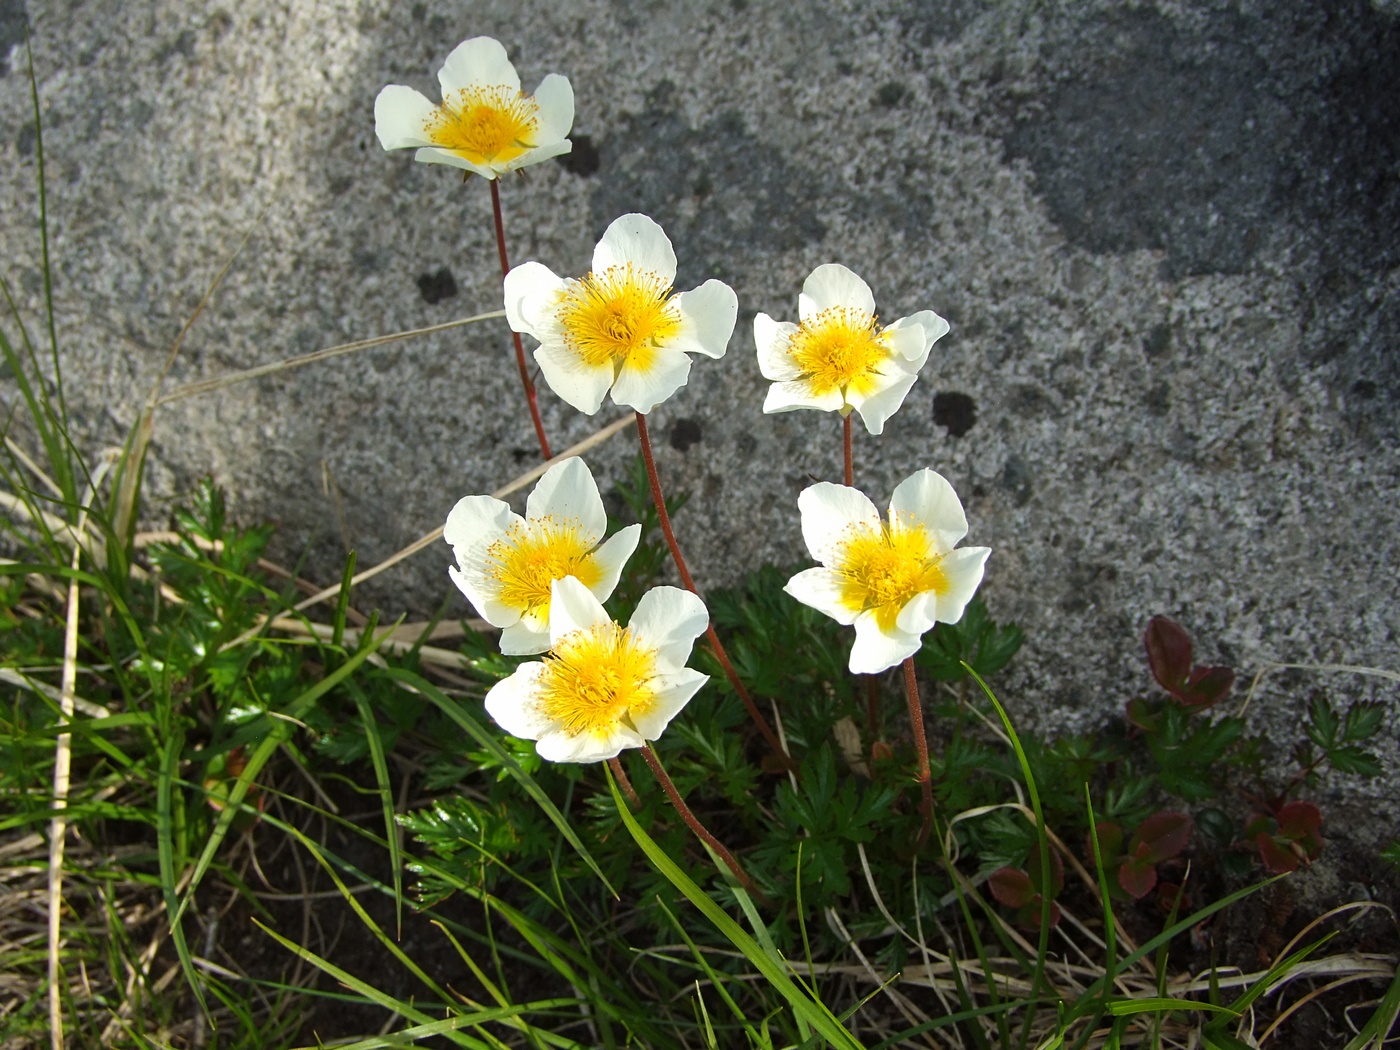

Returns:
843,413,854,487
634,414,791,766
608,756,641,809
488,178,552,461
904,657,934,850
641,743,757,895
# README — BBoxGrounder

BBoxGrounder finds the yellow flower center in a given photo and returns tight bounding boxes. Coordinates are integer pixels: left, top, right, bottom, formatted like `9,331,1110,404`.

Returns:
538,623,658,739
425,85,539,166
788,308,892,401
556,265,683,374
486,518,603,616
835,517,947,631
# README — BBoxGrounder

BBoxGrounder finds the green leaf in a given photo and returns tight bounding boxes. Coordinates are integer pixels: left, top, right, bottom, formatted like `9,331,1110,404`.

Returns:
1107,997,1237,1017
1306,694,1339,748
1342,700,1385,742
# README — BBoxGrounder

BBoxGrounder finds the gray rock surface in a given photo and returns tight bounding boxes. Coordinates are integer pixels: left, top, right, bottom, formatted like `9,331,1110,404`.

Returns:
2,0,1396,811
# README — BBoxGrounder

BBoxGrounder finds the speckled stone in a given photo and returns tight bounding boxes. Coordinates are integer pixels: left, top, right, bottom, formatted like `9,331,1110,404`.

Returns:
1,0,1396,813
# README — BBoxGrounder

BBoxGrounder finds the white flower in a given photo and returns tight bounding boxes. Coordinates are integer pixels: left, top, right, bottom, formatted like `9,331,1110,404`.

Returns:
374,36,574,179
503,213,738,414
785,469,990,674
444,457,640,655
485,577,710,762
755,263,949,435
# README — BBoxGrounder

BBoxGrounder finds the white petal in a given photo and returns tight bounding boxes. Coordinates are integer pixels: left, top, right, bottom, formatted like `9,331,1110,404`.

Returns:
484,662,550,739
413,147,499,178
504,262,565,339
891,310,948,370
882,320,929,367
800,263,875,321
507,139,574,170
670,280,737,359
535,344,613,415
548,576,612,645
754,313,800,381
631,669,709,741
930,546,991,625
444,495,521,625
449,565,520,628
610,346,691,414
536,724,641,763
849,611,922,675
526,457,605,541
374,85,438,151
499,618,550,656
530,73,574,146
895,591,939,638
628,586,709,670
763,379,843,414
587,525,642,602
783,567,857,625
438,36,519,96
443,494,516,550
797,483,880,565
889,469,969,551
593,214,677,284
850,371,918,435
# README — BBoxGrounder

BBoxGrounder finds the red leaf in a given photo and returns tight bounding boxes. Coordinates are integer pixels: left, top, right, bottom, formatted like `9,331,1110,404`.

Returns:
1131,811,1193,863
1016,900,1063,929
1256,832,1301,874
1118,858,1158,899
1276,800,1322,839
1180,665,1235,708
1144,616,1193,693
988,867,1035,909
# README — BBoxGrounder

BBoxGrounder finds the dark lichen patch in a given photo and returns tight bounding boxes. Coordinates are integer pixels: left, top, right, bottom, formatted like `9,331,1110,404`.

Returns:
589,99,826,286
897,0,984,43
416,267,457,305
932,391,977,437
875,82,909,108
669,417,703,452
999,454,1034,507
1002,2,1400,280
0,0,27,76
1144,380,1171,417
559,134,599,177
1143,323,1172,360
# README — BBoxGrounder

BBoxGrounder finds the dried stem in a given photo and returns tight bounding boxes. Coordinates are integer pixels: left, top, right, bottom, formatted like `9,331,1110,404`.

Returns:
489,178,552,460
634,413,791,766
641,743,756,895
904,657,934,850
608,757,641,809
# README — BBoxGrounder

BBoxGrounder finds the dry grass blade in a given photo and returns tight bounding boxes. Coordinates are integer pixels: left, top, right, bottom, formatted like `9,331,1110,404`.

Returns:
289,411,638,613
155,310,507,405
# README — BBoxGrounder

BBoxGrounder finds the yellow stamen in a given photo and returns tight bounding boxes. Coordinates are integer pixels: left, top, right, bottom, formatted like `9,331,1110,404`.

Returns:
835,515,947,631
425,85,539,166
556,265,683,374
788,307,891,400
538,623,658,740
487,517,603,615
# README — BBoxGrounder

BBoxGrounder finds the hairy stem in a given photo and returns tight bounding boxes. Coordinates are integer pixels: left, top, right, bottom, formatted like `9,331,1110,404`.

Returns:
904,657,934,850
634,413,791,766
641,743,756,895
488,178,552,460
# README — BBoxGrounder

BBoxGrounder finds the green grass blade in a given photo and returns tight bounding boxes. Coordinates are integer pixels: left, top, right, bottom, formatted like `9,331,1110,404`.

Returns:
1341,963,1400,1050
1106,998,1237,1017
383,667,615,895
962,663,1054,1049
174,621,393,925
252,919,486,1049
347,678,402,936
607,769,865,1050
